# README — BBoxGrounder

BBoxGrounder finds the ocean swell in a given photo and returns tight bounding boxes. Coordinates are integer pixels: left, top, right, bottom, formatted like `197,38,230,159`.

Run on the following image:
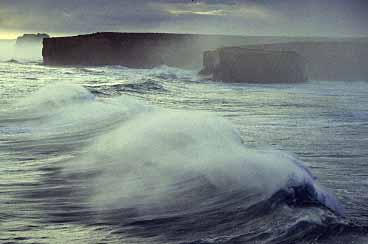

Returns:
61,106,343,216
3,84,348,243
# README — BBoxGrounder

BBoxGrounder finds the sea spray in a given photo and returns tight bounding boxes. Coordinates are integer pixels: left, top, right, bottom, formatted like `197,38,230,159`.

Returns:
50,89,344,216
2,71,362,243
7,84,343,216
0,40,42,62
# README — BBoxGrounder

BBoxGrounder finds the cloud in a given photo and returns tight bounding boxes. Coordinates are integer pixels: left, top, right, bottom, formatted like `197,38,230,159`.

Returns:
0,1,168,34
0,0,367,37
168,9,226,16
158,2,270,18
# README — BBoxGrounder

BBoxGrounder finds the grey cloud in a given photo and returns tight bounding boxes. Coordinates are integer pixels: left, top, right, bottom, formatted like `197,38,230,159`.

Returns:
0,0,367,36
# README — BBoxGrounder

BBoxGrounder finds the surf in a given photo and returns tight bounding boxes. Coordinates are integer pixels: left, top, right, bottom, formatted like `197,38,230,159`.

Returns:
5,84,345,215
2,83,353,244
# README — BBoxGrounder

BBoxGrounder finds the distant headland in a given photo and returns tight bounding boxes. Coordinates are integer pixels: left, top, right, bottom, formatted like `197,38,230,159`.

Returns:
16,33,50,46
42,32,253,69
42,32,368,83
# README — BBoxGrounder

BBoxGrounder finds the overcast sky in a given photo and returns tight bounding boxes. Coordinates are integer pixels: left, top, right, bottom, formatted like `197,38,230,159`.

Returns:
0,0,367,39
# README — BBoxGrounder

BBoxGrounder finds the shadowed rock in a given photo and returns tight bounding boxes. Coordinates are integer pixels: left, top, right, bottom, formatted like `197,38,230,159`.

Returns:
242,41,368,81
42,32,329,69
42,32,367,82
200,47,307,83
42,32,265,69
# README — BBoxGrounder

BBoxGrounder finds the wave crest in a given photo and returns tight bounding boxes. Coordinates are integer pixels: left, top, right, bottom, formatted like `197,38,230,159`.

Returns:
61,104,343,216
16,84,95,111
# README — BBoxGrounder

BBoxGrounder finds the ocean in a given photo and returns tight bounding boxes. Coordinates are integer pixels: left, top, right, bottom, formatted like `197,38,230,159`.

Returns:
0,57,367,243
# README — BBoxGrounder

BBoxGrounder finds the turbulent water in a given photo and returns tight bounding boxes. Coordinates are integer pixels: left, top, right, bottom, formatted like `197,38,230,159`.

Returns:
0,58,367,244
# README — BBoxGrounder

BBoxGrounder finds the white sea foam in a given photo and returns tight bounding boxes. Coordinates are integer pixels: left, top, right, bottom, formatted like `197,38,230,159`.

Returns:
39,85,341,215
15,83,95,110
12,84,343,215
11,84,151,137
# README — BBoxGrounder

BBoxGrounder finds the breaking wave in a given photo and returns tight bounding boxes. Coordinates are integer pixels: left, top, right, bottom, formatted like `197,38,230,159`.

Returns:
3,83,355,243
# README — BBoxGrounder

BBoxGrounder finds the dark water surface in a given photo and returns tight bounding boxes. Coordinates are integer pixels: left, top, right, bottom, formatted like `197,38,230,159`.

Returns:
0,61,367,243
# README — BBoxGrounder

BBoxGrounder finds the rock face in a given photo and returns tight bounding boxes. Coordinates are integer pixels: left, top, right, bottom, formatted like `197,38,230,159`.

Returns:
16,33,50,46
200,47,307,83
243,41,368,81
42,32,266,68
42,32,367,82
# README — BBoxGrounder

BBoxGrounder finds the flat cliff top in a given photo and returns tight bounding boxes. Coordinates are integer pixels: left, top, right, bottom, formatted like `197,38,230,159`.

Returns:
219,46,301,55
44,32,368,43
241,40,368,49
45,32,247,41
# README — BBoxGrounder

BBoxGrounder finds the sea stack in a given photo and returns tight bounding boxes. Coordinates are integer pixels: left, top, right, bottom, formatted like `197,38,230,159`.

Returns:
243,41,368,81
16,33,50,47
42,32,253,68
200,47,307,83
42,32,368,82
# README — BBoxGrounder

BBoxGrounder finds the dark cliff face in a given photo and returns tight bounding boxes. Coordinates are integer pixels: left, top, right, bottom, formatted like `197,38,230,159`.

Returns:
201,47,307,83
42,32,367,82
43,32,331,69
243,42,368,81
42,32,264,69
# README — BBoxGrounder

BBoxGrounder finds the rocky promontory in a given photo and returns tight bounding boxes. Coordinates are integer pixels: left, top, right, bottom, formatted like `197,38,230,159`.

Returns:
42,32,367,83
42,32,260,68
16,33,50,47
200,47,307,83
242,41,368,81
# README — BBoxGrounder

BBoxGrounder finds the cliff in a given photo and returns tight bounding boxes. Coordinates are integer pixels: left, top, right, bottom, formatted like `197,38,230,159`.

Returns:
42,32,328,69
242,41,368,81
16,33,50,47
42,32,267,68
42,32,367,82
200,47,307,83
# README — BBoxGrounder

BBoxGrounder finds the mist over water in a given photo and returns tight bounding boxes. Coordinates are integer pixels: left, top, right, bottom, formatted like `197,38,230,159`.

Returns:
0,40,42,61
0,60,368,243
